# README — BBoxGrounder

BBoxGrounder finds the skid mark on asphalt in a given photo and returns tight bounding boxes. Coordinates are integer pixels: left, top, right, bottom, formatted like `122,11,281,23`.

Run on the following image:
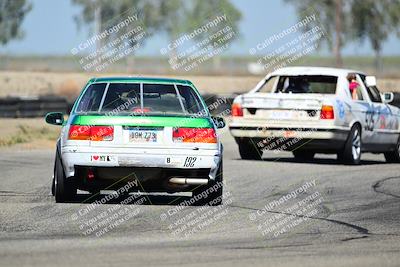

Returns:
228,204,370,236
341,235,369,242
372,176,400,199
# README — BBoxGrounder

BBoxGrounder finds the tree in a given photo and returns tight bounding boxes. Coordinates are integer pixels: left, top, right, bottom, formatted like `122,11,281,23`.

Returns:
154,0,241,71
187,0,242,71
0,0,32,45
73,0,241,71
72,0,164,71
72,0,162,49
284,0,348,67
351,0,400,72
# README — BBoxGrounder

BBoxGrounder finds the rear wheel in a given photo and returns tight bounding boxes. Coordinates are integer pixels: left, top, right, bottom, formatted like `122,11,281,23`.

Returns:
193,160,223,206
338,125,362,165
54,152,77,203
238,140,262,160
292,150,315,161
384,138,400,163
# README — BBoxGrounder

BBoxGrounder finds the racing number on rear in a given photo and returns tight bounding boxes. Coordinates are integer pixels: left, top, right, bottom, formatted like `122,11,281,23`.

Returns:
184,157,197,167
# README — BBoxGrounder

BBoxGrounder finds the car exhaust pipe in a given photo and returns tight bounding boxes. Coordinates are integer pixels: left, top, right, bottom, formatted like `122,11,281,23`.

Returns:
169,178,208,185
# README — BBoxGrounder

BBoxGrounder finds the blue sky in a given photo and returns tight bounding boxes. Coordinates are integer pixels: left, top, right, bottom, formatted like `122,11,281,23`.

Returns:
1,0,399,56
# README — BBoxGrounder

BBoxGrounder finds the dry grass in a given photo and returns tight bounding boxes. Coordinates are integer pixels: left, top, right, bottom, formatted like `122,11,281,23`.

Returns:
0,71,399,101
0,71,262,98
0,118,60,149
56,79,81,102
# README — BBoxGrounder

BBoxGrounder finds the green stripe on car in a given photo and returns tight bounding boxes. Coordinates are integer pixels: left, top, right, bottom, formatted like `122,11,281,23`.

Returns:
72,115,213,128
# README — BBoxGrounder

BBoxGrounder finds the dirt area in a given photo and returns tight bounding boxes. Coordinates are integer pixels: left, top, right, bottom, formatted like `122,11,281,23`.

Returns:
0,118,60,150
1,71,399,100
0,71,263,99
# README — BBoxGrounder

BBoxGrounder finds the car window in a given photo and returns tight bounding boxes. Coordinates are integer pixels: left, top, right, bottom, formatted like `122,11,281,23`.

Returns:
142,84,204,115
75,83,107,112
101,83,141,112
143,84,185,114
274,75,337,94
355,86,364,101
177,85,204,114
368,86,383,103
359,75,382,103
258,76,278,93
78,82,205,116
353,74,365,101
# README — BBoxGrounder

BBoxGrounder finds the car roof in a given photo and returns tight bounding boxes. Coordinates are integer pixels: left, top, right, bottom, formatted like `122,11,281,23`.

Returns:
268,66,365,77
88,76,193,85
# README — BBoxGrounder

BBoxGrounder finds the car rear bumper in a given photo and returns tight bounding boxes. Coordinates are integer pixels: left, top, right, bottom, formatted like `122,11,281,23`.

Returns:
230,126,349,153
61,146,221,181
229,126,349,140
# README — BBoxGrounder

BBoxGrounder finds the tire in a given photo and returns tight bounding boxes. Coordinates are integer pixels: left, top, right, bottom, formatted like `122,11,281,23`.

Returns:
292,150,315,160
54,151,77,203
338,125,362,165
51,175,55,196
193,159,223,206
384,138,400,163
238,140,262,160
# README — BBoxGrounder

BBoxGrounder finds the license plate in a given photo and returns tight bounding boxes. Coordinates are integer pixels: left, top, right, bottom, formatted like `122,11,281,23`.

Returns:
129,130,158,143
270,110,294,120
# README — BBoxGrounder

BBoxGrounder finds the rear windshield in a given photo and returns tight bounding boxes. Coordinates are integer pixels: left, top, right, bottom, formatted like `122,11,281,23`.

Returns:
75,82,206,116
258,75,338,94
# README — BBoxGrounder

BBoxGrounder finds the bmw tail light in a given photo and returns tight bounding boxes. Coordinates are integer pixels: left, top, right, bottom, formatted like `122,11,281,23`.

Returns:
231,103,243,117
68,125,114,141
173,128,217,143
320,105,334,120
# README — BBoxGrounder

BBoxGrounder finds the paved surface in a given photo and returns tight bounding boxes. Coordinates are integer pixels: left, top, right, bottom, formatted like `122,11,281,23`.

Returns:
0,133,399,267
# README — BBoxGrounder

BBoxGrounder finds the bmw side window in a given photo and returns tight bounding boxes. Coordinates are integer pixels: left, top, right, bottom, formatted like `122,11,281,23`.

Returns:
354,74,365,101
360,75,382,103
369,86,383,103
258,76,278,93
75,83,107,112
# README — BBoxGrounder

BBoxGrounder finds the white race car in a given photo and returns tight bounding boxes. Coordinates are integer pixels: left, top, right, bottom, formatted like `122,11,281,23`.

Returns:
229,67,400,164
46,77,225,204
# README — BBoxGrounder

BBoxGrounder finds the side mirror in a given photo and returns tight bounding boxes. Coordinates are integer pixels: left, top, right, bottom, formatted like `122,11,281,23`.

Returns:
45,112,64,126
382,92,394,104
212,116,226,129
365,76,377,87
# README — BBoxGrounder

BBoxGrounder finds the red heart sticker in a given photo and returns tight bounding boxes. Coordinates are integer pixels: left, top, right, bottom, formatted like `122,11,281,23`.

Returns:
92,155,99,161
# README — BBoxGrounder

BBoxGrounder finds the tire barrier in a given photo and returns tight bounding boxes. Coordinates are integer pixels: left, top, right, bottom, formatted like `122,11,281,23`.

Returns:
0,95,69,118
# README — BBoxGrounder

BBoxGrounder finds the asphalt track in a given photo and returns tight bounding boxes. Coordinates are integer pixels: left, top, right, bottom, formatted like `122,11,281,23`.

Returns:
0,133,399,267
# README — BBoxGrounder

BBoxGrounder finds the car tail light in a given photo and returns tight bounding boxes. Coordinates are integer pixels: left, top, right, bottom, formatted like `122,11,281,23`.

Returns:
320,105,334,120
173,128,217,143
68,125,114,141
231,103,243,117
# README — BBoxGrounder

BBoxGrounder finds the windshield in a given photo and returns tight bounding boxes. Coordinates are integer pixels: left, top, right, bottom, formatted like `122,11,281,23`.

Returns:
75,82,206,116
258,75,338,94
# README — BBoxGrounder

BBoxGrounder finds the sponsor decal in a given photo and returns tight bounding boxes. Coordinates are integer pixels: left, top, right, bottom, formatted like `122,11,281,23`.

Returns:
91,155,114,162
165,156,182,165
336,100,345,119
379,114,386,129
